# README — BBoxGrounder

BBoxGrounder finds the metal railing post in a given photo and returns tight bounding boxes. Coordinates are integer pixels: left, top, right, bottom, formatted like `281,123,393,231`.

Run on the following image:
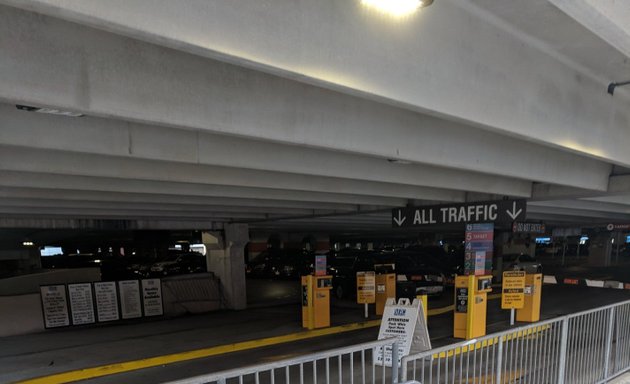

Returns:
392,341,399,384
604,307,616,381
557,317,569,384
495,336,504,384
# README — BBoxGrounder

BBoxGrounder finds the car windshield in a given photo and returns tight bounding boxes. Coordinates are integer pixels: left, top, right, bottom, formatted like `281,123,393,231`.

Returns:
519,255,537,262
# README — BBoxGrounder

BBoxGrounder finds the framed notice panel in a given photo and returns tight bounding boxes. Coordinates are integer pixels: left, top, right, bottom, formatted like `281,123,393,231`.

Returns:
141,279,163,317
118,280,142,319
68,283,96,325
40,285,70,328
94,281,120,322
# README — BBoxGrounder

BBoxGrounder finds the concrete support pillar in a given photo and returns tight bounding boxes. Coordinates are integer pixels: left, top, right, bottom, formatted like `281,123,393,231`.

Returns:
588,233,613,267
202,224,249,310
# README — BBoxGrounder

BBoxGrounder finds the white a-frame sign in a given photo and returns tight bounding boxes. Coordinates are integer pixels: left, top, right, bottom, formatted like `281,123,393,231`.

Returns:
375,298,431,367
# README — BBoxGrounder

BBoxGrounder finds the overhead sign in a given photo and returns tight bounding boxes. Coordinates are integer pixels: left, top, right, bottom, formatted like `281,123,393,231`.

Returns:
464,223,494,275
607,223,630,231
375,298,431,367
501,271,526,309
356,271,376,304
513,222,546,234
40,285,70,329
392,199,526,227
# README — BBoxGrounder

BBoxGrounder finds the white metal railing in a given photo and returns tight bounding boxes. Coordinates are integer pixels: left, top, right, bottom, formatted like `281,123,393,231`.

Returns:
165,338,400,384
164,300,630,384
401,299,630,384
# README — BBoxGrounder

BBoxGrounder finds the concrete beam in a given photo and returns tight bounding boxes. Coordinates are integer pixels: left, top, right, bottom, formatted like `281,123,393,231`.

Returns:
0,104,532,196
0,187,363,212
0,6,611,190
1,0,627,173
529,200,630,215
0,171,408,207
0,145,465,201
0,218,225,230
549,0,630,58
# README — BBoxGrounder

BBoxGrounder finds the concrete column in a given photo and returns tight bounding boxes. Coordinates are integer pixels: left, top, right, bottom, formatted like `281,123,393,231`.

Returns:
202,224,249,310
588,233,613,267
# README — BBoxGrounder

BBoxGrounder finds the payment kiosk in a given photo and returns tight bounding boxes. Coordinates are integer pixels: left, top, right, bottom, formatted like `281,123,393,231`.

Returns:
516,273,542,322
454,275,493,339
301,275,332,329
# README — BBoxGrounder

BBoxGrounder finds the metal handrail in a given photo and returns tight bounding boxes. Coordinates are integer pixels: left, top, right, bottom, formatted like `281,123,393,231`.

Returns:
166,338,399,384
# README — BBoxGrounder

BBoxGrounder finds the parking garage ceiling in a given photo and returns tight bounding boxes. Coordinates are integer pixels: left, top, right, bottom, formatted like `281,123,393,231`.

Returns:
0,0,629,232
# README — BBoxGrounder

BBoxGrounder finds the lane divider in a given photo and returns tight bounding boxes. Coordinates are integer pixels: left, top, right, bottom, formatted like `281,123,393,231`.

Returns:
543,274,629,290
16,294,503,384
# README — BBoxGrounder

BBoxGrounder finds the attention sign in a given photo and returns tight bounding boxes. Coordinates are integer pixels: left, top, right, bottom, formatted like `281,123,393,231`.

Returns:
392,200,526,228
502,271,526,309
356,271,376,304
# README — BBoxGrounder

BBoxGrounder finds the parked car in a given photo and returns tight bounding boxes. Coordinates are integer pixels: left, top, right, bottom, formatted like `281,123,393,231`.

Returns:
330,249,384,299
392,252,445,297
246,249,314,279
149,252,206,277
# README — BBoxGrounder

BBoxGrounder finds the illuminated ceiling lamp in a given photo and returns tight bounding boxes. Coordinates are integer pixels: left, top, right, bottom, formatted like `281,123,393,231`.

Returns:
361,0,434,17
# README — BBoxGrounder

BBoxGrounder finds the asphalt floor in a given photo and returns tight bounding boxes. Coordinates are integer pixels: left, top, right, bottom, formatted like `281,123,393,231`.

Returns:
2,282,630,384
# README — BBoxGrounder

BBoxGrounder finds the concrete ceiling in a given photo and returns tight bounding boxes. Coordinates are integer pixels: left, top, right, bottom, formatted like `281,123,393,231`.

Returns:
0,0,629,233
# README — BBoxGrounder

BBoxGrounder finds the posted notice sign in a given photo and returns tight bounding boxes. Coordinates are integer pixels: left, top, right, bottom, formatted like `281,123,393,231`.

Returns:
68,283,96,325
40,285,70,328
119,280,142,319
94,281,120,322
356,271,376,304
502,271,526,309
375,298,431,367
141,279,163,317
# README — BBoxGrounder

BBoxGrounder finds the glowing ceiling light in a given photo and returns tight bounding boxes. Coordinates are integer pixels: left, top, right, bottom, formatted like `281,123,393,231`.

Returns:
361,0,432,17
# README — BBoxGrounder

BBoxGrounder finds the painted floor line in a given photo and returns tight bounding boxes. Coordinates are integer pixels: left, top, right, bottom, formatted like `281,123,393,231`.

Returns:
17,294,503,384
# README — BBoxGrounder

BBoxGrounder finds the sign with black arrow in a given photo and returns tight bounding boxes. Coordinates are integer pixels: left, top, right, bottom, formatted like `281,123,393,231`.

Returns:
391,199,526,228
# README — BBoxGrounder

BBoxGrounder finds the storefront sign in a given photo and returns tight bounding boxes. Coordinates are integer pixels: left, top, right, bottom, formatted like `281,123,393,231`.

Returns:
356,271,376,304
119,280,142,319
94,281,120,322
40,285,70,328
141,279,163,317
68,283,96,325
501,271,526,309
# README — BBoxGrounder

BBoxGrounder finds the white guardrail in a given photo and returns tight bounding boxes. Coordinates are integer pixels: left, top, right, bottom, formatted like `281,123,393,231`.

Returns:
166,300,630,384
401,299,630,384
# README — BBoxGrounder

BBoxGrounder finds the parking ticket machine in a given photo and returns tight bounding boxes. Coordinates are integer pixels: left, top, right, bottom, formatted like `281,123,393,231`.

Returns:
516,273,542,322
454,275,493,339
302,275,332,329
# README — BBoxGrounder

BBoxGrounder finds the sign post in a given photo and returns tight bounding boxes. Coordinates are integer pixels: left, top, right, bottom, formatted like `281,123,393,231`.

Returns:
356,271,376,318
502,271,526,325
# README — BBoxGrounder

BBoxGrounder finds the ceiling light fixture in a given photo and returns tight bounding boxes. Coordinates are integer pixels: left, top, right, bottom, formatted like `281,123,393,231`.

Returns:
16,104,84,117
361,0,433,17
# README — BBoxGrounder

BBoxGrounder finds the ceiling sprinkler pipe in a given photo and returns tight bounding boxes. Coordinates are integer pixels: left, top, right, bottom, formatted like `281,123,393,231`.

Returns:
607,80,630,95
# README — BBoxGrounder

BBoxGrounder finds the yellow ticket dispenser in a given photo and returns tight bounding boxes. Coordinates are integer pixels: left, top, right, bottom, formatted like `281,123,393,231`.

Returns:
375,273,396,316
454,275,493,339
516,273,542,322
301,275,332,329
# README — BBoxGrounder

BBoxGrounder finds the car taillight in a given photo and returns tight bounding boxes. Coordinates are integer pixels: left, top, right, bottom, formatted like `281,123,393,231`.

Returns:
411,275,423,281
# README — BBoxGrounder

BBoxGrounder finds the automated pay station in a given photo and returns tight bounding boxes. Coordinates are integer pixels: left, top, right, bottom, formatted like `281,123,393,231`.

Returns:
516,273,542,322
454,275,493,339
301,275,332,329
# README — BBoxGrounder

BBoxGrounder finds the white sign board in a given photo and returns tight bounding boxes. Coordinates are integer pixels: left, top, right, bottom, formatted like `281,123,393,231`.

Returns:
375,298,431,367
68,283,96,325
119,280,142,319
141,279,163,317
40,285,70,328
94,282,120,322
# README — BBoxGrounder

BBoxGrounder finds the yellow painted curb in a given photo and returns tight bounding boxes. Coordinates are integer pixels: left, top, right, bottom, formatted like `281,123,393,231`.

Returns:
18,294,504,384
